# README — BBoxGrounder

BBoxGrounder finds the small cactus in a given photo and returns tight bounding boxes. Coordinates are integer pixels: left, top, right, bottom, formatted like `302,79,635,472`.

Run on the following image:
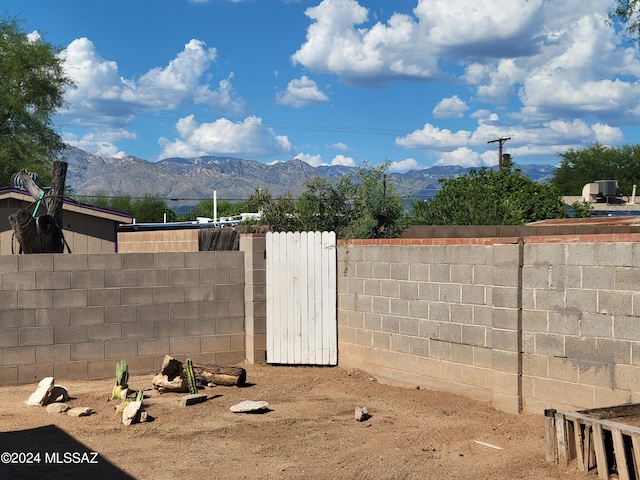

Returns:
186,358,198,395
111,359,130,401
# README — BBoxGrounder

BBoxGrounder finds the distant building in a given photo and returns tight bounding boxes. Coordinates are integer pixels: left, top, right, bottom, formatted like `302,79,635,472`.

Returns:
0,188,133,254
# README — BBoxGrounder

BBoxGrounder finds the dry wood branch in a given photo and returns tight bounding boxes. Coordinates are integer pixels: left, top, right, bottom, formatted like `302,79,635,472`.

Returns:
9,161,68,254
192,364,246,387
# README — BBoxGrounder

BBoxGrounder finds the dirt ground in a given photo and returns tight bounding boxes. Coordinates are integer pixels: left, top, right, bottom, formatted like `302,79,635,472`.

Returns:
0,363,593,480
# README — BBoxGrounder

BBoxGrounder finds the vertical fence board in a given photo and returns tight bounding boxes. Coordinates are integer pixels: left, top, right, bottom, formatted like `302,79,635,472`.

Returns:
307,232,317,364
266,231,337,365
300,232,309,364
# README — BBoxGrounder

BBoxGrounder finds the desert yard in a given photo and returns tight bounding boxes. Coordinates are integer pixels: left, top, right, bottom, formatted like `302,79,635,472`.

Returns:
0,363,592,479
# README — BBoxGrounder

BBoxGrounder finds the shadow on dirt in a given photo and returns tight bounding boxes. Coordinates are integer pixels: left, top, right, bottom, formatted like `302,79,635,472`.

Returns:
0,425,134,480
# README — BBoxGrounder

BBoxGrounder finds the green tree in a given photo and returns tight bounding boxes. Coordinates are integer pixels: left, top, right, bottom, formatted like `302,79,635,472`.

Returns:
246,186,273,213
296,176,355,236
410,157,566,225
0,17,74,186
345,162,407,238
260,192,300,233
244,163,408,238
83,194,176,223
570,200,593,218
551,144,640,197
610,0,640,43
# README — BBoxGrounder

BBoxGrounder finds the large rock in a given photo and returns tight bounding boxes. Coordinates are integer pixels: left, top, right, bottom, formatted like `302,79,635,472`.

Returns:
51,385,69,403
122,400,143,425
67,407,93,417
46,403,70,414
25,377,55,406
355,406,370,422
152,373,188,393
229,400,269,413
160,355,183,376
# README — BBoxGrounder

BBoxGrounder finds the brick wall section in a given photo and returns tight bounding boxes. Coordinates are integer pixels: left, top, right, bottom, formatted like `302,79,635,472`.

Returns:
338,233,640,414
0,251,246,385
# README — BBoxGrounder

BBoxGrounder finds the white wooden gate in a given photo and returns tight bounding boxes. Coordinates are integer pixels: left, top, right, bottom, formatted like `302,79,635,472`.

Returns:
266,231,337,365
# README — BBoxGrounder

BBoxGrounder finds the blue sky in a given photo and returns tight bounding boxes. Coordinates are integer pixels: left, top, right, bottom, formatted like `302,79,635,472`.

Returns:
3,0,639,170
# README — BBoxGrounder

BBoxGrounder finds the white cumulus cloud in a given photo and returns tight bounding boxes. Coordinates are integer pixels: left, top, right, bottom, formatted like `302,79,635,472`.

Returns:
291,0,438,85
330,154,356,167
389,158,419,171
328,142,350,151
64,129,137,159
432,96,469,119
396,124,472,149
275,75,329,107
435,148,486,167
62,38,244,124
158,115,293,160
295,153,324,167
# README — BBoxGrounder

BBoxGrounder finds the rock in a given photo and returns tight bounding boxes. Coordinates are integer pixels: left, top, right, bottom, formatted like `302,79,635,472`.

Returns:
25,377,55,406
160,355,183,376
46,403,70,414
51,385,69,403
67,407,93,417
152,373,188,393
229,400,269,413
122,400,142,425
179,394,208,407
140,411,148,423
355,406,370,422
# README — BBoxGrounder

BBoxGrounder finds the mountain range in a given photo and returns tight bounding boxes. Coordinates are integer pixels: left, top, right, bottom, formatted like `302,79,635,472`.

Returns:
58,147,557,207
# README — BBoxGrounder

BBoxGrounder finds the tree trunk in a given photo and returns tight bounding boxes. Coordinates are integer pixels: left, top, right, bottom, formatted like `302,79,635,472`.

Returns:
8,161,67,254
192,364,247,387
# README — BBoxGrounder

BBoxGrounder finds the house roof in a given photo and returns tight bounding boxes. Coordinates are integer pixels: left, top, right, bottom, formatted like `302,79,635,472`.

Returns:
0,188,133,224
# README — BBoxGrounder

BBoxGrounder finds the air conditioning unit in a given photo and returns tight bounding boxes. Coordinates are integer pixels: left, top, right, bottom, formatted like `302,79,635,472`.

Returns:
595,180,618,198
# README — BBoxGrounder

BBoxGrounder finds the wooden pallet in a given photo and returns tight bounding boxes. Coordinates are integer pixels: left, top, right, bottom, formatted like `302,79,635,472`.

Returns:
547,405,640,480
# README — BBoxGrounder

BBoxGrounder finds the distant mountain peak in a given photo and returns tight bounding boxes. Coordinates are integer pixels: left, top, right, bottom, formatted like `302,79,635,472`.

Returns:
56,148,555,204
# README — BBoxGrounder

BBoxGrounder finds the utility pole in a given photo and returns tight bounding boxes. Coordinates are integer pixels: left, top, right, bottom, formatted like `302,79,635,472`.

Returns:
487,137,511,171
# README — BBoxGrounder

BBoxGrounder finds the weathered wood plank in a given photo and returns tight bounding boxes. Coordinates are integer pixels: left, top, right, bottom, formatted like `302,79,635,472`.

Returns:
630,433,640,479
612,427,630,480
179,394,208,407
579,404,640,420
545,409,558,464
556,413,569,468
593,423,609,480
573,419,585,471
584,424,594,472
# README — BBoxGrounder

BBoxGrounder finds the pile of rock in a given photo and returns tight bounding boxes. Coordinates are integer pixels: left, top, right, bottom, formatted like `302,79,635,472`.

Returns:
25,377,92,417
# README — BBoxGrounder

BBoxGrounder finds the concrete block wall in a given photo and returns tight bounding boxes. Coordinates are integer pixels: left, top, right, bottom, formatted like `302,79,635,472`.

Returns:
0,251,246,385
240,234,267,363
337,238,523,414
522,237,640,413
337,234,640,415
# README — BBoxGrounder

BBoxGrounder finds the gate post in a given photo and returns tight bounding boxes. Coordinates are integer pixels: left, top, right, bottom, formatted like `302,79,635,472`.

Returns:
240,233,267,363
